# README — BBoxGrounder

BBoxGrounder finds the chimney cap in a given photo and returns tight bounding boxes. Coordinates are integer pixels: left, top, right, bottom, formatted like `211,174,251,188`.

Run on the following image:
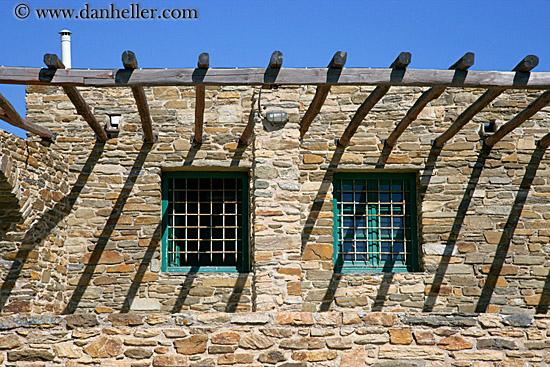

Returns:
59,29,72,35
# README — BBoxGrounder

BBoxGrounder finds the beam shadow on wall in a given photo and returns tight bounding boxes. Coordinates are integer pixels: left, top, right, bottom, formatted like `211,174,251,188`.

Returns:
170,266,199,313
305,148,343,311
301,148,343,256
225,273,248,312
423,145,492,312
371,146,444,310
0,141,105,311
121,223,161,313
64,142,152,314
476,146,547,313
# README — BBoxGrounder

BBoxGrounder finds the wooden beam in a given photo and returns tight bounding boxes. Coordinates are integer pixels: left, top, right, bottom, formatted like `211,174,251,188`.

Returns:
484,90,550,147
300,51,348,139
269,51,283,68
449,52,475,71
433,88,505,147
299,86,331,140
239,93,257,145
385,52,475,147
3,66,550,89
194,86,205,143
0,91,54,139
390,52,411,69
433,54,534,147
537,131,550,149
513,55,539,72
328,51,347,69
122,50,138,69
192,53,209,144
121,51,155,143
337,53,411,147
198,53,210,69
43,54,107,142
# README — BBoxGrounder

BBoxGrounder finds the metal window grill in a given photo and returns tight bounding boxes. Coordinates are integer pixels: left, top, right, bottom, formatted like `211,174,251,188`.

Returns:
336,178,412,267
166,177,243,267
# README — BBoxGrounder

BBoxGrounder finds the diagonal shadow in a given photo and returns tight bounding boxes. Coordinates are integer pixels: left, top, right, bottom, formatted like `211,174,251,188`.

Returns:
225,273,248,312
319,263,342,312
537,271,550,314
183,142,201,166
372,262,396,311
373,145,443,311
120,223,162,313
306,148,343,311
230,142,249,167
301,148,344,255
170,267,199,313
64,142,152,314
0,141,105,310
423,145,492,312
476,146,546,313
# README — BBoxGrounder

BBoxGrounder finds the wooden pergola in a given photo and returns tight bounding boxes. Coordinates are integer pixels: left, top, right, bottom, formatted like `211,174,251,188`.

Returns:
1,51,550,148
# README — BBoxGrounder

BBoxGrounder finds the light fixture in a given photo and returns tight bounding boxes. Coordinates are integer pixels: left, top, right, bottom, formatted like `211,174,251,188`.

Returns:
107,115,121,132
265,110,289,125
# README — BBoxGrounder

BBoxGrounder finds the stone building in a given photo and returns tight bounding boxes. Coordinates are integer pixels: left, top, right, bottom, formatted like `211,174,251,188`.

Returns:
0,51,549,365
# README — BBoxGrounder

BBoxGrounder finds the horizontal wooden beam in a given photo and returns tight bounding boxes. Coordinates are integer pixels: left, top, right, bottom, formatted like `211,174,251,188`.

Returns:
300,52,348,139
484,90,550,147
0,91,54,139
384,52,475,147
44,54,107,142
121,51,155,142
2,66,550,89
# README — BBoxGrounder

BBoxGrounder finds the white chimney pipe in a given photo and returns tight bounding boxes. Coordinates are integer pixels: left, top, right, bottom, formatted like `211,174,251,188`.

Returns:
59,29,72,68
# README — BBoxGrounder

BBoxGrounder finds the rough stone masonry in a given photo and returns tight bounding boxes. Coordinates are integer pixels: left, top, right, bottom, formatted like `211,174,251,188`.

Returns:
0,84,548,365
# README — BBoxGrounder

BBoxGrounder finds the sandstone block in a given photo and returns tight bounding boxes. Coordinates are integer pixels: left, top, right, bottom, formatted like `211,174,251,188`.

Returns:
83,336,123,358
389,328,413,345
174,335,208,355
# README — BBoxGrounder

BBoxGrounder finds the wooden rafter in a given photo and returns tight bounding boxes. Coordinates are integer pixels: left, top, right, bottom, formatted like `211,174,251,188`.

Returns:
337,52,411,147
2,66,550,89
43,54,107,142
122,51,155,143
193,53,209,144
269,51,283,69
433,55,539,148
238,92,257,145
384,53,475,148
484,90,550,147
300,51,347,140
0,91,54,139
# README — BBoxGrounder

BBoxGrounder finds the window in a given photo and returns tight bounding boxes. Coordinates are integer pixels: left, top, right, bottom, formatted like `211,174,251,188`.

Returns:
333,173,418,272
161,171,249,272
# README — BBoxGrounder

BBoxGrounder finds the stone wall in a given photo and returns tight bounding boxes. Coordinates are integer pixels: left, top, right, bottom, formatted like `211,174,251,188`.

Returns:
0,82,550,365
0,312,547,366
0,130,69,313
12,84,550,315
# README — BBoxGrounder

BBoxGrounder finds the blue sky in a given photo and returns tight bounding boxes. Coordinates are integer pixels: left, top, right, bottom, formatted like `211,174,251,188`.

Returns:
1,0,549,137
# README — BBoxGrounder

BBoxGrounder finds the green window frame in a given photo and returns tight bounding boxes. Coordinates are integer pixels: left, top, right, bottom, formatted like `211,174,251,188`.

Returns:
333,172,418,273
161,171,249,273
